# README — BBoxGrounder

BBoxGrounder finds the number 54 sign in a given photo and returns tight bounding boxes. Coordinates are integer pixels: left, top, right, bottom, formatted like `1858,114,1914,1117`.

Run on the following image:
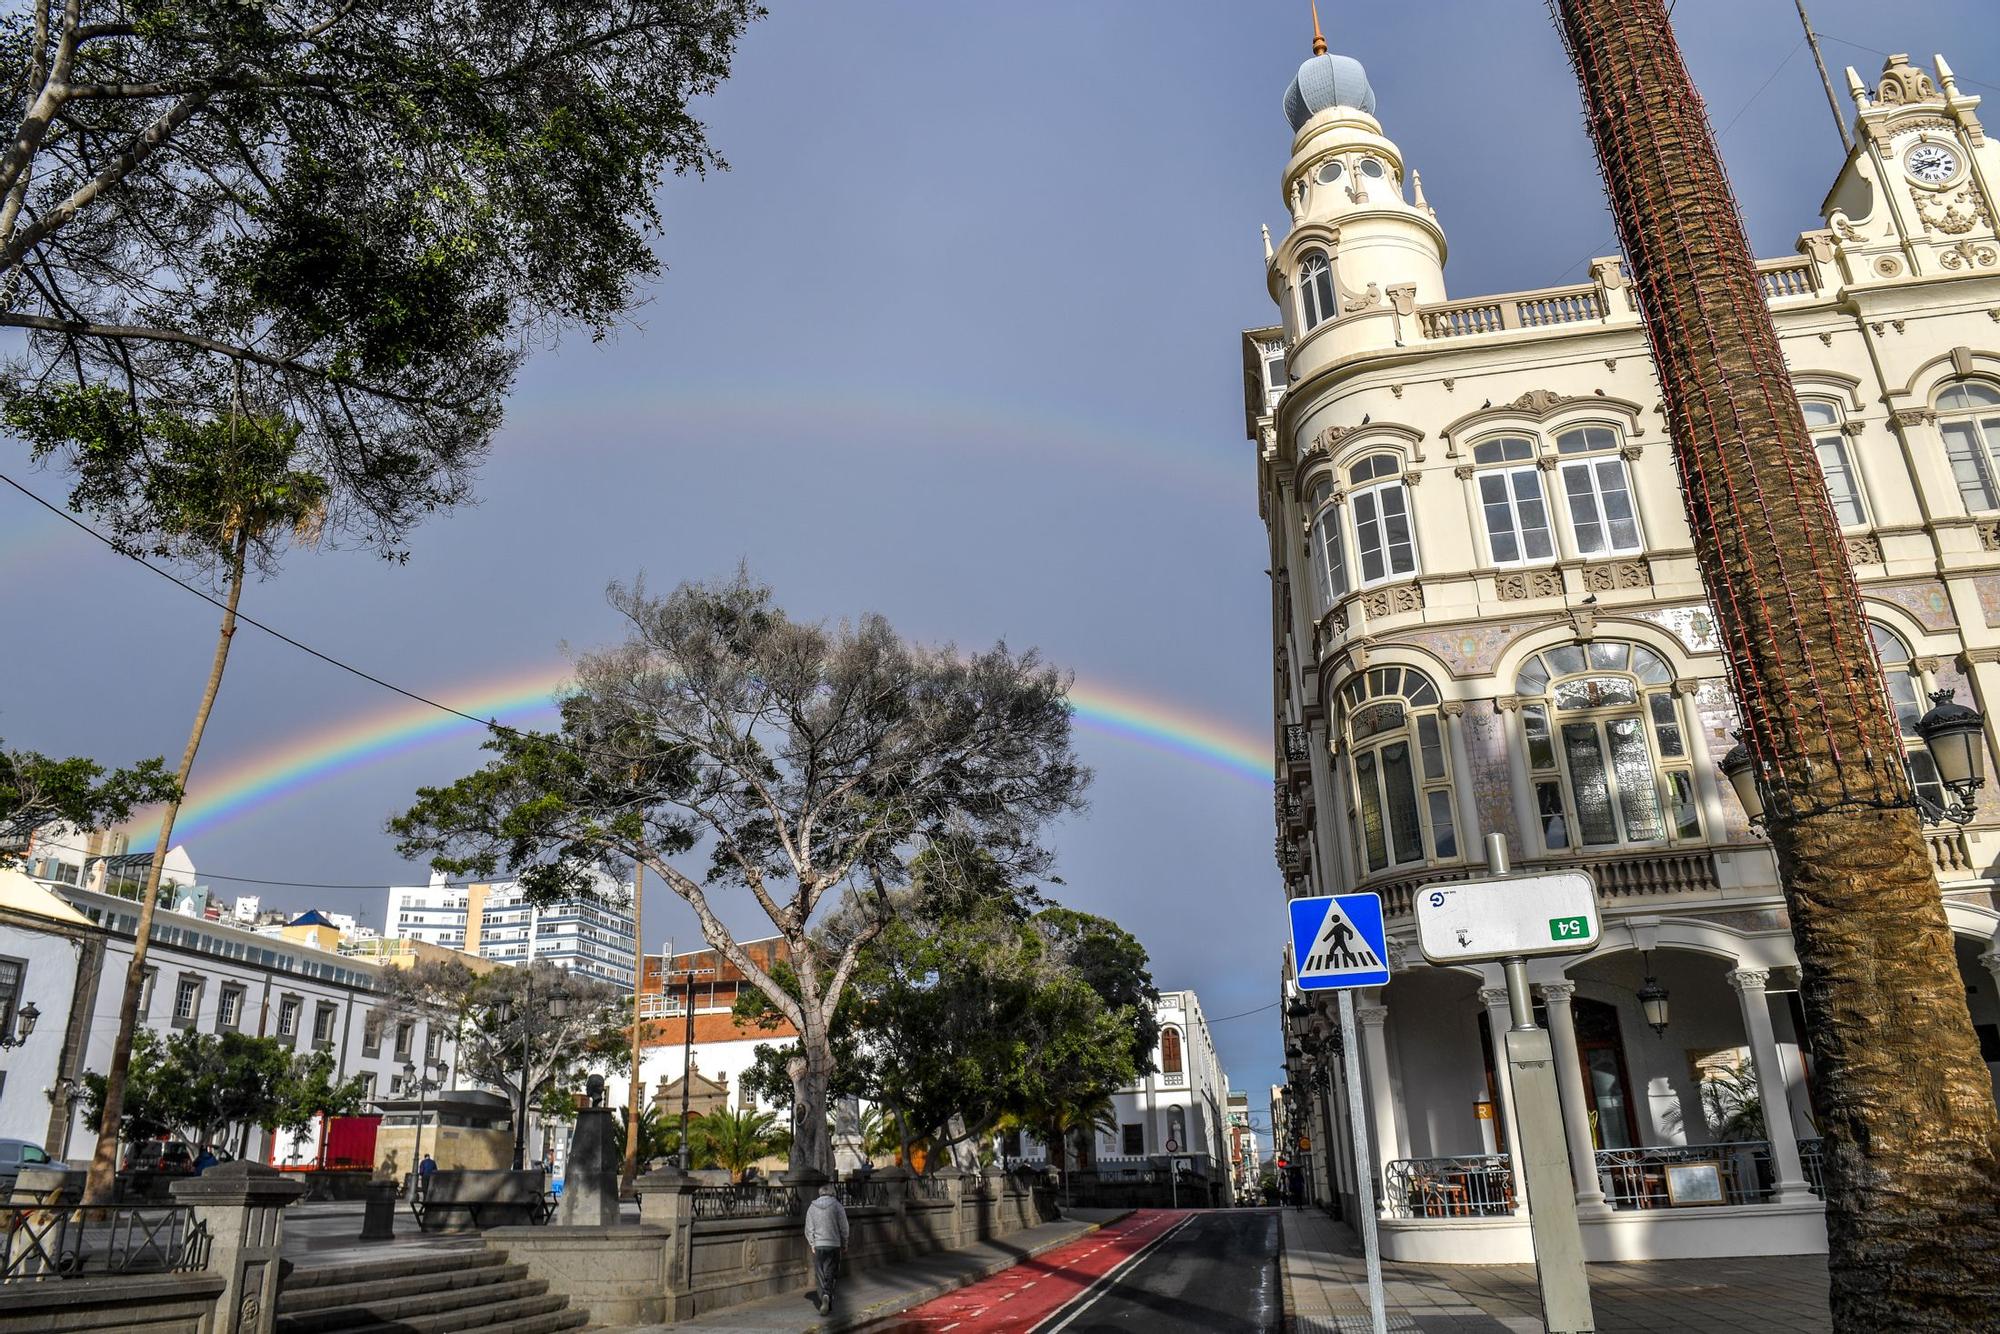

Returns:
1414,871,1601,965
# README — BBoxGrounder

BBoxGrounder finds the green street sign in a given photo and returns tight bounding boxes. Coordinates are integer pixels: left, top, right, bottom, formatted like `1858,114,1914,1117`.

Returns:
1549,915,1591,942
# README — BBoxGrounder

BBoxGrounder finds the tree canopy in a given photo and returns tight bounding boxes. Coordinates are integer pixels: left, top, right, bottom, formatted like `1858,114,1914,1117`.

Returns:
82,1028,367,1156
0,741,176,852
2,0,761,558
392,571,1091,1173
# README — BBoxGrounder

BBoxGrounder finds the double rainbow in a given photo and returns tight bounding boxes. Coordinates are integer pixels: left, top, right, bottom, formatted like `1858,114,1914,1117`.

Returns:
124,665,1273,850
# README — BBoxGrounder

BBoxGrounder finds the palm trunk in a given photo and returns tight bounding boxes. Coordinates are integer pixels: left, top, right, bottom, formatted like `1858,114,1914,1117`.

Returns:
83,530,249,1206
1551,3,2000,1324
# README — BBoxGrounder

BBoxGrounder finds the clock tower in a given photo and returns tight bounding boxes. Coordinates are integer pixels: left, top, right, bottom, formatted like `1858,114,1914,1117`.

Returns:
1822,53,1997,284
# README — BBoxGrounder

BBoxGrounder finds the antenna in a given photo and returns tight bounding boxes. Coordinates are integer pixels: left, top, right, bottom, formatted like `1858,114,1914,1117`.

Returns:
1794,0,1854,153
1310,2,1327,56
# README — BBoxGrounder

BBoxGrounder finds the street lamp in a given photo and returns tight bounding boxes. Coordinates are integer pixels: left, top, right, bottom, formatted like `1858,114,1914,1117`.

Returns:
0,1001,39,1049
403,1057,448,1180
498,986,569,1172
1722,690,1989,829
1636,951,1671,1037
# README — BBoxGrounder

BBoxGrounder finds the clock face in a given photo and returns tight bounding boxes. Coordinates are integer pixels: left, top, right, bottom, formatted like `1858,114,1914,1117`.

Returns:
1906,142,1960,185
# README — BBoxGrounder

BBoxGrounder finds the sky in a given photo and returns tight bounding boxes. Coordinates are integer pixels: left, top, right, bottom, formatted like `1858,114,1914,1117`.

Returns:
4,1,1997,1126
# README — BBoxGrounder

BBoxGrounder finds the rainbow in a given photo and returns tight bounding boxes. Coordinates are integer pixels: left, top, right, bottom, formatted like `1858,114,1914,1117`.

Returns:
123,665,1273,850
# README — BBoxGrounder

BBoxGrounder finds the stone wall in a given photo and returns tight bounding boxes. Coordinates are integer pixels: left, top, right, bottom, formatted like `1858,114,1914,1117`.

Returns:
0,1272,228,1334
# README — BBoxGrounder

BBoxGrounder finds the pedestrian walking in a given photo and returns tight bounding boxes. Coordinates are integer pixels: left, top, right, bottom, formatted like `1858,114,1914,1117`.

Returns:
802,1183,849,1315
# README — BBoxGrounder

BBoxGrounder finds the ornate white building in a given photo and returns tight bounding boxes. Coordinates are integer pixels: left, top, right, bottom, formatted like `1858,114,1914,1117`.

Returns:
1251,38,2000,1262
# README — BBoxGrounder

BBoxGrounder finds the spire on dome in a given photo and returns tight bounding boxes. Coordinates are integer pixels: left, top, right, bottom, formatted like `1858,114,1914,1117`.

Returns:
1283,10,1376,132
1311,2,1327,56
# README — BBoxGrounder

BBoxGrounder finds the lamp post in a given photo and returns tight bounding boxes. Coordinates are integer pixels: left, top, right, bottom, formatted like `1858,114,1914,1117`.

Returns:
403,1056,448,1177
1723,689,1988,829
495,982,567,1172
0,1001,40,1049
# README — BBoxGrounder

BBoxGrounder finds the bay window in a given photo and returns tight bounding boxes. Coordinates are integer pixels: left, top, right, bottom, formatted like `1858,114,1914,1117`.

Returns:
1348,454,1418,585
1339,666,1457,873
1298,250,1335,332
1305,477,1348,612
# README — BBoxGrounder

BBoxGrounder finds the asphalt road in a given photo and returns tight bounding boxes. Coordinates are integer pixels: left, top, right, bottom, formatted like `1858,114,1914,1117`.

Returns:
887,1209,1281,1334
1043,1209,1280,1334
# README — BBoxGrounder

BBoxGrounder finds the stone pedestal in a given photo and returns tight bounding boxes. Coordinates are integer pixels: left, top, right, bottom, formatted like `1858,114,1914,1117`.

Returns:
359,1181,399,1241
171,1161,305,1334
559,1107,622,1227
634,1163,697,1314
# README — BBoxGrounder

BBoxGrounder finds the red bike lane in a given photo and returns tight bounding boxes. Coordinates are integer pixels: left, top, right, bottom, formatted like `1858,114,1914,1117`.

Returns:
878,1209,1193,1333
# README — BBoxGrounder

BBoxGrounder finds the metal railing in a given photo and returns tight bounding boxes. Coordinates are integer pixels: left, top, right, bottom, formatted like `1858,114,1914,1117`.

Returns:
1383,1155,1516,1218
910,1175,950,1202
1594,1142,1772,1209
834,1178,901,1209
2,1206,209,1281
689,1183,801,1220
1799,1138,1826,1198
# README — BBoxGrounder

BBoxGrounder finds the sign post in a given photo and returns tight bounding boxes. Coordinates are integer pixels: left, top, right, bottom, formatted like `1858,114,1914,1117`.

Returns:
1416,836,1597,1334
1289,892,1392,1334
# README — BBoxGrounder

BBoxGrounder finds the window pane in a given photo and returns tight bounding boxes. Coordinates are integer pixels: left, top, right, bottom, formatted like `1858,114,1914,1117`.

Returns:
1354,491,1386,583
1595,459,1642,551
1814,434,1866,526
1378,486,1417,575
1355,752,1389,871
1427,789,1458,859
1555,676,1637,710
1381,742,1424,864
1352,701,1406,740
1668,770,1702,839
1404,674,1438,707
1312,512,1347,608
1417,715,1446,780
1606,716,1664,841
1561,722,1620,845
1885,671,1923,738
1565,464,1606,553
1587,643,1630,671
1557,426,1618,454
1516,657,1550,694
1523,705,1556,770
1632,648,1671,685
1939,382,2000,411
1481,473,1521,563
1908,750,1946,811
1512,471,1555,560
1800,400,1839,426
1650,693,1686,757
1941,420,1997,512
1547,645,1587,676
1537,780,1570,849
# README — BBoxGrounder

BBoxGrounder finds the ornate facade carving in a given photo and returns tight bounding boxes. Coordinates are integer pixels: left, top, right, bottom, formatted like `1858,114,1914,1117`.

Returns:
1893,407,1938,428
1913,184,1993,236
1509,389,1573,415
1979,521,2000,553
1495,568,1563,601
1844,534,1884,566
1360,583,1424,619
1579,559,1651,593
1875,55,1939,106
1940,241,1998,270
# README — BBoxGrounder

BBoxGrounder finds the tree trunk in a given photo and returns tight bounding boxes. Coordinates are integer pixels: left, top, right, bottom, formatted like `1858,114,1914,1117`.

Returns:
787,1033,833,1177
1551,3,2000,1324
83,531,249,1206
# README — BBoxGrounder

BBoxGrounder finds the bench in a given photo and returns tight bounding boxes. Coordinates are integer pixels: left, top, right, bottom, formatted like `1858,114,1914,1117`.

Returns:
408,1170,552,1232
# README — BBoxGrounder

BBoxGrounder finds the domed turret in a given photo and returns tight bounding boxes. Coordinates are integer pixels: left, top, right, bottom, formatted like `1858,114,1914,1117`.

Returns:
1283,8,1376,130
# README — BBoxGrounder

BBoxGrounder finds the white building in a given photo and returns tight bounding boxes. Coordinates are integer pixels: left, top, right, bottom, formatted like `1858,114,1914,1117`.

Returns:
0,866,454,1167
1252,36,2000,1263
384,872,636,988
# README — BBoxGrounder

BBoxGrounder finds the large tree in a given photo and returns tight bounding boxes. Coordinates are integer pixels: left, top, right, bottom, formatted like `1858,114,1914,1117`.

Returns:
1,741,176,853
1550,3,2000,1323
4,0,760,1204
454,961,627,1163
392,572,1090,1175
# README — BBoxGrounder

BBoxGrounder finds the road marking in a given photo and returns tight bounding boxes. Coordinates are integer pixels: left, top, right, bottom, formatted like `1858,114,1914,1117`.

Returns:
941,1324,959,1331
1031,1213,1197,1334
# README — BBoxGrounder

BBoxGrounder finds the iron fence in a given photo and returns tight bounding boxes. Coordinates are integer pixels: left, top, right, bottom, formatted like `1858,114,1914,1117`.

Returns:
1798,1138,1826,1198
2,1206,209,1281
1383,1155,1515,1218
689,1183,801,1220
1594,1142,1771,1209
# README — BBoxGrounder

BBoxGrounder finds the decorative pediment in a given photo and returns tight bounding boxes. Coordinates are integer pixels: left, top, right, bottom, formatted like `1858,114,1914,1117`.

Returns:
1876,55,1939,108
1510,389,1573,415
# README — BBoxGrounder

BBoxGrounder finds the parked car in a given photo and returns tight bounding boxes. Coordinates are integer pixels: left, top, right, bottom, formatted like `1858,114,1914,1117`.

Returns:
0,1138,54,1198
121,1140,197,1175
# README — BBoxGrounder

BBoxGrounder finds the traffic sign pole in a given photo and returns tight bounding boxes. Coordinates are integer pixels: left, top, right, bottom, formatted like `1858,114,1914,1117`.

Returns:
1337,988,1388,1334
1485,833,1596,1334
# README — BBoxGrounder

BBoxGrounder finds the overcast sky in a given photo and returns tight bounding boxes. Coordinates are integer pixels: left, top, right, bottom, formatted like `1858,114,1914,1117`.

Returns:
5,1,1995,1118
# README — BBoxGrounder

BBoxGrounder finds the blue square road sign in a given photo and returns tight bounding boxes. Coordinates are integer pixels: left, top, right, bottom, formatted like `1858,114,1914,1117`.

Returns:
1289,893,1391,990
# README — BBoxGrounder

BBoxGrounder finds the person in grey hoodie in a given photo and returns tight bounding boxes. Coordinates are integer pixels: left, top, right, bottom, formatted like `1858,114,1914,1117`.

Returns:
803,1183,850,1314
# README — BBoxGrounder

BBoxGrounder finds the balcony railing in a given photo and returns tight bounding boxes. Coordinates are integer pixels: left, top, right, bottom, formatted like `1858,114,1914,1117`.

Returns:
1414,256,1820,345
1387,1141,1825,1220
1594,1142,1773,1209
1384,1154,1516,1218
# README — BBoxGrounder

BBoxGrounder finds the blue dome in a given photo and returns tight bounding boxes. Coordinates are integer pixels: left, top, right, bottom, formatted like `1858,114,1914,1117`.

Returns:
1284,53,1376,131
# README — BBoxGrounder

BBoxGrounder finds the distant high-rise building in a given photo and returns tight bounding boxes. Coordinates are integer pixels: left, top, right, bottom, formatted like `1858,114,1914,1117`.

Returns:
383,872,636,987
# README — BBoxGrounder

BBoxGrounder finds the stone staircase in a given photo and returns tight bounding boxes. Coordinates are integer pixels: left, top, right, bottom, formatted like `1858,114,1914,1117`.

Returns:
275,1248,588,1334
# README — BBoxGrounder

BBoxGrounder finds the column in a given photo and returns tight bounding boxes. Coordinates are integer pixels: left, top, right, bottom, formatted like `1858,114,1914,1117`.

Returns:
1494,699,1541,858
1356,1003,1400,1208
1673,679,1731,838
1981,947,2000,999
1539,982,1611,1214
1479,986,1529,1216
170,1162,306,1334
1728,968,1813,1202
1440,702,1486,866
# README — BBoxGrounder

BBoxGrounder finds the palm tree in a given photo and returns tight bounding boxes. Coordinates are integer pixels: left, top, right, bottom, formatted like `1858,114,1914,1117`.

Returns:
1551,3,2000,1322
692,1108,790,1183
612,1106,682,1170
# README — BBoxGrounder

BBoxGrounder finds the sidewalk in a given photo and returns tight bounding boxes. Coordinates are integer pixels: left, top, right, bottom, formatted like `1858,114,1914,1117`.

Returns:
1278,1207,1832,1333
605,1208,1128,1333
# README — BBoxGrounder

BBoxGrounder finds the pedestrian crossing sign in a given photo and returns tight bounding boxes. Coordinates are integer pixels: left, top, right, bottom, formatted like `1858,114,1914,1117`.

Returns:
1289,892,1391,990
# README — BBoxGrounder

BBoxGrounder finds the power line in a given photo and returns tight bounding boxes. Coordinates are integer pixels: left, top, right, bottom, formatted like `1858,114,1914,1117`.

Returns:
1815,32,2000,96
1208,1000,1280,1023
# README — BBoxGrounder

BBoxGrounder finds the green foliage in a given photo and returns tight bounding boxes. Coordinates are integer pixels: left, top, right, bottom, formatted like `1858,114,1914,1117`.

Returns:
691,1107,789,1181
611,1105,683,1168
81,1029,359,1152
0,741,178,850
453,962,628,1125
3,0,762,560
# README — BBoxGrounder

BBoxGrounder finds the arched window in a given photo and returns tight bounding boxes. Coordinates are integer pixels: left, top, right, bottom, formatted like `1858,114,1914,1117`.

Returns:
1801,400,1868,527
1554,426,1642,557
1160,1027,1184,1075
1869,622,1945,810
1514,642,1700,850
1298,250,1336,332
1339,666,1456,872
1348,454,1419,586
1938,380,2000,513
1305,477,1348,612
1473,435,1554,565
